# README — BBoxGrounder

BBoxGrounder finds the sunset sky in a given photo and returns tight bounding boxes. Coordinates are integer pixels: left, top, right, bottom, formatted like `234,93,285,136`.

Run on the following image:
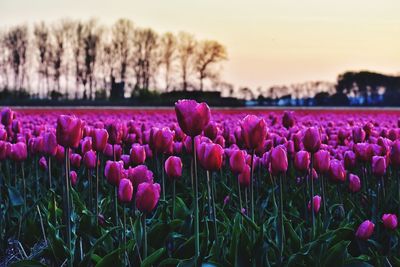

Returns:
1,0,399,89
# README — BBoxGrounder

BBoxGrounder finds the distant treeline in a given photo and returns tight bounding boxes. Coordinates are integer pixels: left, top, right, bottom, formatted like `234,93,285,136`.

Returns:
0,18,228,100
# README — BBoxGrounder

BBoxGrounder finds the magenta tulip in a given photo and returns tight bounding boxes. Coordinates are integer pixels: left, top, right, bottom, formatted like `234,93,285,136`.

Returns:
355,220,375,240
303,127,321,153
382,214,398,230
118,178,133,203
270,146,288,176
92,128,109,153
130,144,146,166
165,156,182,179
238,164,250,187
348,174,361,193
128,165,154,192
56,115,83,148
70,171,78,187
308,195,321,213
229,149,247,174
104,160,123,186
83,150,97,170
136,182,161,213
372,156,386,177
314,150,330,173
197,142,224,171
294,150,310,172
175,99,211,137
328,159,346,183
240,115,267,150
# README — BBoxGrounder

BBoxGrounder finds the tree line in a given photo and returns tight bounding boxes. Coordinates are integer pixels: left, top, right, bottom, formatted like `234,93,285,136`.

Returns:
0,18,227,100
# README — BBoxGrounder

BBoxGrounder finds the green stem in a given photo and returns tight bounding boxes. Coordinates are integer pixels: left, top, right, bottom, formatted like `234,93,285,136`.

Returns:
237,174,243,212
161,154,166,201
21,162,26,214
88,169,92,213
310,154,315,240
192,139,200,265
250,149,255,222
278,173,284,263
35,155,39,199
172,179,176,219
142,213,147,258
211,172,219,256
96,152,99,224
206,171,212,218
64,148,72,267
123,204,127,266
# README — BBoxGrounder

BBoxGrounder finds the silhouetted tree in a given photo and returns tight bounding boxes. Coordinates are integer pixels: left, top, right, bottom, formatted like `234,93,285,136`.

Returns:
159,32,177,92
177,32,196,91
194,40,227,91
112,19,134,83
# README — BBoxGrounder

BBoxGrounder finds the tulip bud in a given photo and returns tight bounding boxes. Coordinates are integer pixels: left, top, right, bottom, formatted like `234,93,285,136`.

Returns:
240,115,267,150
165,156,183,180
43,132,57,156
238,164,250,187
354,143,373,162
118,178,133,203
372,156,386,177
314,150,330,173
39,156,48,171
229,149,246,174
150,127,174,154
344,151,356,170
106,121,123,145
329,159,346,183
70,171,78,187
1,107,14,126
104,160,123,186
70,153,82,168
352,127,366,143
204,121,218,140
130,144,146,166
81,137,92,155
92,128,109,153
355,220,375,240
270,146,288,176
348,174,361,193
83,150,97,170
307,195,321,213
294,150,310,172
128,165,154,192
10,142,27,162
382,214,398,230
197,142,224,171
175,99,211,137
390,140,400,168
303,127,321,153
282,111,295,129
136,182,161,213
56,115,83,148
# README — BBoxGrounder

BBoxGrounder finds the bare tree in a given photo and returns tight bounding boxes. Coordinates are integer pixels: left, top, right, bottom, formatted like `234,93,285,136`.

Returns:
159,32,177,92
0,31,10,90
112,19,134,83
177,32,196,91
33,22,52,97
3,25,29,92
194,40,227,91
80,19,102,100
71,21,85,99
132,28,158,91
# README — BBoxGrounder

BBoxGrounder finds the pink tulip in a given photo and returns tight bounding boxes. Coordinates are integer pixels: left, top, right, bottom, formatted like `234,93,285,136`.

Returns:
352,127,366,143
70,171,78,187
307,195,321,213
344,151,356,170
92,128,109,153
329,159,346,183
1,107,14,126
118,178,133,203
136,182,161,213
282,111,295,129
130,144,146,165
70,153,82,168
39,156,48,170
56,115,83,148
270,146,288,176
10,142,27,162
106,121,124,145
128,165,154,192
150,127,174,154
240,115,267,150
197,142,224,171
165,156,183,179
43,132,57,156
104,160,123,186
294,150,310,172
372,156,386,177
175,99,211,137
229,149,247,174
355,220,375,240
238,165,250,187
83,150,97,170
348,174,361,193
303,127,321,153
390,140,400,168
314,150,330,173
382,214,398,230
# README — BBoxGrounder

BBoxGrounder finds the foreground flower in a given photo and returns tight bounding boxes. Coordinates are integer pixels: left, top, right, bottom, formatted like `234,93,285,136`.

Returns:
104,161,123,186
308,195,321,213
70,171,78,187
92,128,109,153
372,156,386,177
240,115,267,149
165,156,182,179
175,99,211,137
294,150,310,172
303,127,321,153
270,146,288,176
355,220,375,240
197,142,224,171
130,144,146,165
136,182,161,213
229,149,246,174
348,174,361,193
382,214,398,230
118,178,133,203
314,150,330,173
56,115,83,148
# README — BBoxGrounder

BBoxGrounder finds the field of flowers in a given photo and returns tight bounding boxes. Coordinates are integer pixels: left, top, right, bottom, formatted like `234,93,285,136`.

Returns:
0,102,399,267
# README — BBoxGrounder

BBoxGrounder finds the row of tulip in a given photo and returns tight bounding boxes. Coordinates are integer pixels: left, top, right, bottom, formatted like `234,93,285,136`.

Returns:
0,103,399,266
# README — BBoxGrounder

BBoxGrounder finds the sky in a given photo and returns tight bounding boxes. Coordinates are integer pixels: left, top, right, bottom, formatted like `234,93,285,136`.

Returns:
1,0,399,89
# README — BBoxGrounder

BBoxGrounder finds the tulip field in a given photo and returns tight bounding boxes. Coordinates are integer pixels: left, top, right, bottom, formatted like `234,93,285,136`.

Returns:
1,102,400,267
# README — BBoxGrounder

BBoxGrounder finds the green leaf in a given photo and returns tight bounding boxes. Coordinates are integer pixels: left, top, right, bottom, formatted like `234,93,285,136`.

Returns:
95,248,122,267
323,240,350,267
10,260,46,267
8,186,23,206
141,247,166,267
228,213,241,266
